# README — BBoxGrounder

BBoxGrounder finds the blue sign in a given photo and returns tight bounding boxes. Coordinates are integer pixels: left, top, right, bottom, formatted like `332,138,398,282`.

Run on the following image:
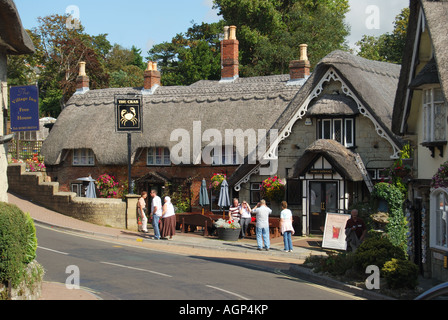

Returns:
10,85,40,132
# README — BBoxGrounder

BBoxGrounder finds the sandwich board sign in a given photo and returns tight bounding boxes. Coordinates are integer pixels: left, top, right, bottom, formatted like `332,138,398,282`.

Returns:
322,213,351,251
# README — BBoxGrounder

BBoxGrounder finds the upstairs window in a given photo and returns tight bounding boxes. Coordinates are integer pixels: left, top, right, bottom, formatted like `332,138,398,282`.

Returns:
318,118,355,147
423,87,447,143
73,149,95,166
147,147,171,166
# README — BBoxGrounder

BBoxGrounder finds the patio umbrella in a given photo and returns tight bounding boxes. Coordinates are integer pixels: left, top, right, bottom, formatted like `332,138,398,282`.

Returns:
218,179,231,219
199,179,210,215
77,176,97,199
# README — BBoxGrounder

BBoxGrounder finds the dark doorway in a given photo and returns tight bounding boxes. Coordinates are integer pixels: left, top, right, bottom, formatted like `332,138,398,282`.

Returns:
309,181,338,233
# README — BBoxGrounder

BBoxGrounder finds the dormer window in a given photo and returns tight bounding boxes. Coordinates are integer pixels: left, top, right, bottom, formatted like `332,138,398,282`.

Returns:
73,149,95,166
317,118,355,147
147,147,171,166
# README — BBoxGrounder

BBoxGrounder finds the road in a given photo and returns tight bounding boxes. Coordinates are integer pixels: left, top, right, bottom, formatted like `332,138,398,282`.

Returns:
35,224,363,301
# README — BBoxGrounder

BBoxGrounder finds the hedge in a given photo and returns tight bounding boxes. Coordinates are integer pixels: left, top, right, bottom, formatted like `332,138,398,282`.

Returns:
0,202,38,288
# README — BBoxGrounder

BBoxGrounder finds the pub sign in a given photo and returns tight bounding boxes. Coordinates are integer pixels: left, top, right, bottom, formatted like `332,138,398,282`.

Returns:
115,95,143,133
10,85,40,132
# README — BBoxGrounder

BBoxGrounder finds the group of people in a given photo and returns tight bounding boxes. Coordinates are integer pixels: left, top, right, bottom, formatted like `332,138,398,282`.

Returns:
228,198,295,252
137,190,367,252
137,190,176,240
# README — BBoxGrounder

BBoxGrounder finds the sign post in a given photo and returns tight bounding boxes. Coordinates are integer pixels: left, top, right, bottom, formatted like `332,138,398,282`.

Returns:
115,95,143,194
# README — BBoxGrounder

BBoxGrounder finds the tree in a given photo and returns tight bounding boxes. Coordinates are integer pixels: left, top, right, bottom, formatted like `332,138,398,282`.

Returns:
29,14,110,117
147,21,224,86
356,8,409,64
213,0,350,76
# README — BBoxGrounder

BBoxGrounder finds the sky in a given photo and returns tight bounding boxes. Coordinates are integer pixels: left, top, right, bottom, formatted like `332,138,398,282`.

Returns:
14,0,409,54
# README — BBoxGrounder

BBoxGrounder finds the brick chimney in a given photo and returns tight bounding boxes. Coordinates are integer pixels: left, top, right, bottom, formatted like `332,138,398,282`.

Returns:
220,25,239,82
288,44,311,84
75,61,89,94
142,61,161,94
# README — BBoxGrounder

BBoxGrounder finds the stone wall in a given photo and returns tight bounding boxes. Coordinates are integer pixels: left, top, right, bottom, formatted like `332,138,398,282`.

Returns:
7,163,127,229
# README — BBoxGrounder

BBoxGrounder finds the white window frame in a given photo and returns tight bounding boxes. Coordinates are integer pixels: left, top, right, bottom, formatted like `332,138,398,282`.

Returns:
318,118,355,147
73,149,95,166
147,147,171,166
422,87,446,143
430,188,448,252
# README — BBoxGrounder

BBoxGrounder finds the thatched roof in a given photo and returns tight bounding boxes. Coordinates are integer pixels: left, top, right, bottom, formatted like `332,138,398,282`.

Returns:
308,94,359,116
392,0,448,135
290,139,364,181
409,58,440,89
42,75,302,166
0,0,35,55
229,50,401,186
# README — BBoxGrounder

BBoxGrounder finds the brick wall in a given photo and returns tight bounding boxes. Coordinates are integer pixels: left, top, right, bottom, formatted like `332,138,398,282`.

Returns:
44,149,239,212
7,163,127,229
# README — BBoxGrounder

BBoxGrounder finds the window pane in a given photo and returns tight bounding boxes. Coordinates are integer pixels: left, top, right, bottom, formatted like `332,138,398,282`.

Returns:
323,120,331,139
345,119,353,146
434,88,444,103
334,120,342,144
147,148,154,165
164,148,171,165
434,103,446,141
287,179,301,205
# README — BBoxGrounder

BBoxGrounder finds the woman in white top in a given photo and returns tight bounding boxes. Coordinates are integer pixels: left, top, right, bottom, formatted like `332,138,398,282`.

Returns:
161,196,176,240
239,201,252,238
280,201,295,252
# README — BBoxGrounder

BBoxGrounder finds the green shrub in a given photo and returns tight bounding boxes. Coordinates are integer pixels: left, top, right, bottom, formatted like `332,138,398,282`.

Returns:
0,203,38,288
382,258,419,290
354,235,405,272
322,252,357,277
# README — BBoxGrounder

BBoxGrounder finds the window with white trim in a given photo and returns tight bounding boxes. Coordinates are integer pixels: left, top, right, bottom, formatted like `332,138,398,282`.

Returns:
423,87,446,143
73,149,95,166
430,189,448,251
318,118,355,147
147,147,171,166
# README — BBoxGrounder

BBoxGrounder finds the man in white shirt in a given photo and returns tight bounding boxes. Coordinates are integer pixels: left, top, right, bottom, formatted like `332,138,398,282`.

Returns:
251,200,272,251
150,189,163,240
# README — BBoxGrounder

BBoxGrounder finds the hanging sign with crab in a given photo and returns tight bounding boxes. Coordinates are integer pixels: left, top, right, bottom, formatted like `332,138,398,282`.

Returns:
115,95,143,133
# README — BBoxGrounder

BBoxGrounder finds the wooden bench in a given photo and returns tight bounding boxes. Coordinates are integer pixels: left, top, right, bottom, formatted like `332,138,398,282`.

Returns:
176,214,215,236
246,217,281,239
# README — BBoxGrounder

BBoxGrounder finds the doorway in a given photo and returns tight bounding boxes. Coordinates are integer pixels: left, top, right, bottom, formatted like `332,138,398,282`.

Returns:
309,182,338,233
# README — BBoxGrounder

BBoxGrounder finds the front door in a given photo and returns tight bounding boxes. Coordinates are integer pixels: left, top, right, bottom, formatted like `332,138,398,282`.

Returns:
309,182,338,233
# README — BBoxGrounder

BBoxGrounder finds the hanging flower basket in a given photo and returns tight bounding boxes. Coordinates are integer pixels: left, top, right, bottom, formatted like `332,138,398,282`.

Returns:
210,173,226,192
431,161,448,189
260,176,286,202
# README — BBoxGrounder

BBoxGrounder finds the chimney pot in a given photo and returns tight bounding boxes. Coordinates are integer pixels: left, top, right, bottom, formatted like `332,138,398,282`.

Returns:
299,44,309,61
79,61,86,76
146,61,153,71
223,26,230,40
229,26,237,40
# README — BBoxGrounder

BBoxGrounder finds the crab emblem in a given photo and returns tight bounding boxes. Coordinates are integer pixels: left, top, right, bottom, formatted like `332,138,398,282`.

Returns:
120,107,138,126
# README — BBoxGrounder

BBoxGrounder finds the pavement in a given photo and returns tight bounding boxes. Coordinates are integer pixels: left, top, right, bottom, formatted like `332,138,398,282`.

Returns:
6,192,440,300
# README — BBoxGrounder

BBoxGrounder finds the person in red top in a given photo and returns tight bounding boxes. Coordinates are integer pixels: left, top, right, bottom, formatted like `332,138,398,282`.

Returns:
345,209,367,252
